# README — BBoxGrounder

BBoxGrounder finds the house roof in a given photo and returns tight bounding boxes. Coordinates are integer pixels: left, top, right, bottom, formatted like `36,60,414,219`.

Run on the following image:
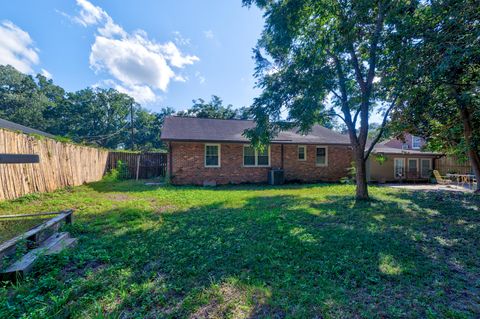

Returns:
372,142,442,156
0,118,55,138
161,116,351,145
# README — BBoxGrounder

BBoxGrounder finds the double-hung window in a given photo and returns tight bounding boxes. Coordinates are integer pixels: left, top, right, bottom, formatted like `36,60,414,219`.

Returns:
316,146,328,166
243,145,270,167
298,145,306,161
205,144,220,167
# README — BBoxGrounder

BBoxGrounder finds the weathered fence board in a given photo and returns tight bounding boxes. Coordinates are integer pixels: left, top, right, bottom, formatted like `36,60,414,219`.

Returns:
107,152,167,179
435,156,473,175
0,129,109,201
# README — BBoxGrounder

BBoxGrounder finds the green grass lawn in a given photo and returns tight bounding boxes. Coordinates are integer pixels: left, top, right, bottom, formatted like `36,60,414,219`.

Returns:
0,181,479,318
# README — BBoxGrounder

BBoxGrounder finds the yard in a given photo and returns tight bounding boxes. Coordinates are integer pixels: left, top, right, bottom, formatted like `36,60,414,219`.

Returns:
0,181,479,318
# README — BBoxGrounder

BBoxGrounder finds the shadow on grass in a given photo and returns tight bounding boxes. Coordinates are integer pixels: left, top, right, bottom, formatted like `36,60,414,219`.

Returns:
86,179,347,194
2,191,479,318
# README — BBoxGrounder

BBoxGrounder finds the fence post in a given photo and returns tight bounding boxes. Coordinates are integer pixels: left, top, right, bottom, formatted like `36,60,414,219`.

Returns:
135,155,140,180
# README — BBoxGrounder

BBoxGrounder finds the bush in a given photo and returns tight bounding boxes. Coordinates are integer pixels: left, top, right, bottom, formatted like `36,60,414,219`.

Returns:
103,160,130,181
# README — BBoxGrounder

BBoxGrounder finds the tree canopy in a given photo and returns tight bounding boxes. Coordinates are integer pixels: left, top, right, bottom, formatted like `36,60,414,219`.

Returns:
391,0,480,187
177,95,253,120
243,0,419,199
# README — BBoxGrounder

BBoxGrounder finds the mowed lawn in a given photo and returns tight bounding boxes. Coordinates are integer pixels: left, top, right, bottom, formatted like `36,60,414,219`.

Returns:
0,181,479,318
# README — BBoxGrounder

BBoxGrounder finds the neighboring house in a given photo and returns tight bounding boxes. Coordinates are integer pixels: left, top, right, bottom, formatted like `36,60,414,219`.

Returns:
368,133,442,183
161,116,353,185
0,118,54,138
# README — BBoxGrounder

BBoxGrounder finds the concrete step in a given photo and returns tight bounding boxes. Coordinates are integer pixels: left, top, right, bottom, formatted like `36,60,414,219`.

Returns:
1,232,77,281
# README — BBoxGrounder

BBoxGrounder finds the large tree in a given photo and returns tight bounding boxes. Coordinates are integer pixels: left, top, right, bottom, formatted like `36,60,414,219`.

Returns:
391,0,480,190
243,0,418,199
0,65,49,129
177,95,239,119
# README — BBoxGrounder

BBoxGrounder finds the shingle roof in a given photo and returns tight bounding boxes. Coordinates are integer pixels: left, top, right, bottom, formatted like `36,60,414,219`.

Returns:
161,116,350,145
0,118,54,138
372,141,442,156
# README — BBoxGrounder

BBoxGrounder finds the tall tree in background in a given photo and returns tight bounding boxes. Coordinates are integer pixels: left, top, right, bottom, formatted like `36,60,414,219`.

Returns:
0,65,49,129
243,0,417,199
392,0,480,190
134,107,175,151
177,95,239,119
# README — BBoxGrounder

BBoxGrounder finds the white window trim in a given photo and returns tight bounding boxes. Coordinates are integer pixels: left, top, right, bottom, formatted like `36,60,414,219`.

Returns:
243,145,271,167
394,157,406,179
298,145,307,161
407,158,419,174
315,146,328,167
412,136,421,149
204,144,221,168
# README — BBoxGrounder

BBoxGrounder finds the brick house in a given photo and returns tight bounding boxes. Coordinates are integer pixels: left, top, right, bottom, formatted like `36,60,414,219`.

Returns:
161,116,353,185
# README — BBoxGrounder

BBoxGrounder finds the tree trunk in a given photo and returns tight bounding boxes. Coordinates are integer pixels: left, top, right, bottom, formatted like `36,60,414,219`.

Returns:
354,147,369,200
459,106,480,193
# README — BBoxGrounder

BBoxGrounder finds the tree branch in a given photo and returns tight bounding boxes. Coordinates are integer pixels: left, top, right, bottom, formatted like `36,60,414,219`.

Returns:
348,43,366,93
328,49,358,144
364,96,397,160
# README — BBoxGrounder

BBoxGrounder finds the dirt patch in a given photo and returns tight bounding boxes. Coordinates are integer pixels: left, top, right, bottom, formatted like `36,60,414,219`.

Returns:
154,205,176,214
61,259,106,279
190,283,267,319
106,193,133,202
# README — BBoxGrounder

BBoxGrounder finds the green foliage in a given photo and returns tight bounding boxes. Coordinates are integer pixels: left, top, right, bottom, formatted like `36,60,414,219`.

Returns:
0,181,479,317
375,153,388,165
103,160,129,181
0,65,174,151
242,0,421,199
340,161,357,184
177,95,253,120
391,0,480,180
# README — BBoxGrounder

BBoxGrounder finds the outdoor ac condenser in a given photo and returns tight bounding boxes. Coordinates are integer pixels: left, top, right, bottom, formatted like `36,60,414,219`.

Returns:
268,169,285,185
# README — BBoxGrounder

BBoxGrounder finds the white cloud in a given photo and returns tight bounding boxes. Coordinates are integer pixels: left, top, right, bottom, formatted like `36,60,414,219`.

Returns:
172,31,191,46
0,20,39,73
115,83,157,104
195,71,206,84
203,30,214,39
41,68,52,79
71,0,199,104
74,0,106,27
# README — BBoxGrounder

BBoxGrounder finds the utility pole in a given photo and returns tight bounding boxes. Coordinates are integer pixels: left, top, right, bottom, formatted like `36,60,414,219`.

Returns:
130,103,135,150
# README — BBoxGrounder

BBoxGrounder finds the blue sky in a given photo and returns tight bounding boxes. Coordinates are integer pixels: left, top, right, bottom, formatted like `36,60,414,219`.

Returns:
1,0,264,113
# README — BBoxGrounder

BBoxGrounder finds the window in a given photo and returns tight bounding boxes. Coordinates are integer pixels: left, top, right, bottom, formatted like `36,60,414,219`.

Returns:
205,144,220,167
420,158,431,178
412,136,422,149
402,143,409,150
315,146,328,166
394,158,405,179
298,145,306,161
408,158,418,174
243,145,270,167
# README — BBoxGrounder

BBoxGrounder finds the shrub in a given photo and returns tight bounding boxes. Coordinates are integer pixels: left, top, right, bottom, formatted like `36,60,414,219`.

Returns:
103,160,130,181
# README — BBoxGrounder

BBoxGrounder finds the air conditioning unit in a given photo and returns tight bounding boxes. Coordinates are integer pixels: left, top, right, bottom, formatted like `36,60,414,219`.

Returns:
268,169,285,185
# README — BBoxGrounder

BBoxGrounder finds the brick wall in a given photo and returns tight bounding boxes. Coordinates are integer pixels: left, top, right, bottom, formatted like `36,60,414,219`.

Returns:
283,144,353,182
169,142,353,185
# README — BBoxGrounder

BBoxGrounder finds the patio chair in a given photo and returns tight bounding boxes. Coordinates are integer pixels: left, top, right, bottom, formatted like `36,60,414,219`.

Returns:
433,170,452,185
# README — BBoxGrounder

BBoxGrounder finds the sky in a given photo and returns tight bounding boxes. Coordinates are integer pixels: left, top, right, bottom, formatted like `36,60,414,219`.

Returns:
0,0,264,113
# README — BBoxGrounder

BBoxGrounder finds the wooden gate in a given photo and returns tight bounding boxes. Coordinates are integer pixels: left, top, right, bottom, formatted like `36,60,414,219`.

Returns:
107,152,167,179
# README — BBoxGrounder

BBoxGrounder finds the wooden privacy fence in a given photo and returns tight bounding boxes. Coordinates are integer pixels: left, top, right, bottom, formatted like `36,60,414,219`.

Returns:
0,129,108,201
107,152,167,179
435,156,473,175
